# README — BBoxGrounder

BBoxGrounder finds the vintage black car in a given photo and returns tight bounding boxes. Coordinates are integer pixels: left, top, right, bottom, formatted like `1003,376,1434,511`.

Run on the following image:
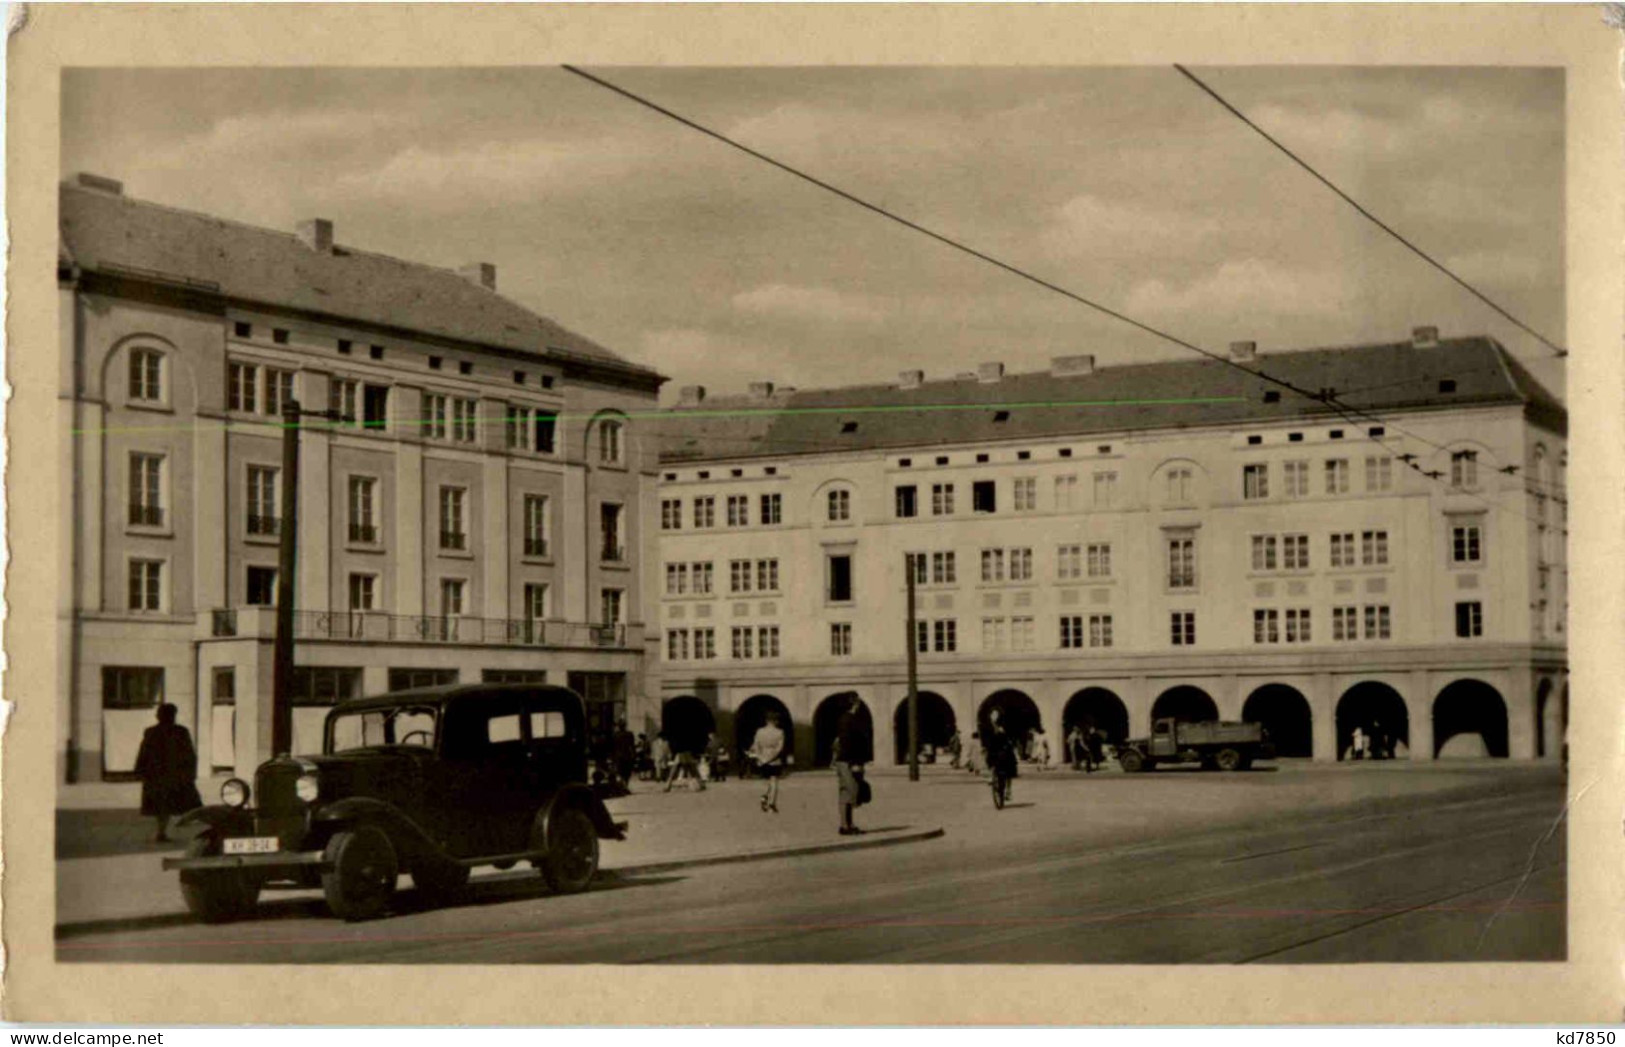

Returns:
163,683,626,922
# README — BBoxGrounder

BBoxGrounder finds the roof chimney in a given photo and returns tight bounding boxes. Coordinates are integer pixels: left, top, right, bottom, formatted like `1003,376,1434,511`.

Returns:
678,385,706,406
898,370,925,390
75,173,124,196
1412,325,1440,349
748,381,776,399
1229,340,1258,362
1052,354,1096,377
977,361,1005,383
296,218,334,253
458,262,497,291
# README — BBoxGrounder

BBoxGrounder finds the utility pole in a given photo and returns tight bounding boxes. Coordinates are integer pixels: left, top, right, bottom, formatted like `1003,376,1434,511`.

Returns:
905,552,919,781
271,398,348,757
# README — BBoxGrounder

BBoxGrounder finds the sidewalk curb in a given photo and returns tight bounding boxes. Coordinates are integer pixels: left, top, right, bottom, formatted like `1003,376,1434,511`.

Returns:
606,826,946,878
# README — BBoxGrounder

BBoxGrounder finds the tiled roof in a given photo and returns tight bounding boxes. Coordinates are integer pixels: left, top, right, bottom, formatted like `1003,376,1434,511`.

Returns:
59,181,659,379
655,337,1564,463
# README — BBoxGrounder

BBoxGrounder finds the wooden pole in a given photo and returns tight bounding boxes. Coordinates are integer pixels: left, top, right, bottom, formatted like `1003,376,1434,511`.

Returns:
271,399,301,757
906,553,919,781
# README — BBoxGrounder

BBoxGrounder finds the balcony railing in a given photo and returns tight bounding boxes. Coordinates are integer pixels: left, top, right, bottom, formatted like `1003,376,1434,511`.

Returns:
349,522,378,544
129,504,164,527
602,545,626,563
524,537,549,558
247,514,281,537
440,531,467,551
204,608,632,649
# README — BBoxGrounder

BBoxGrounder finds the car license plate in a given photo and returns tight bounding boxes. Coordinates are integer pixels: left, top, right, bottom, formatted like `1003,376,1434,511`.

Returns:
223,836,280,855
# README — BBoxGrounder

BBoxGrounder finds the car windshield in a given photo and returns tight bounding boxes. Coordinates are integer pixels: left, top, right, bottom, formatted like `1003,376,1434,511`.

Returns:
328,705,439,752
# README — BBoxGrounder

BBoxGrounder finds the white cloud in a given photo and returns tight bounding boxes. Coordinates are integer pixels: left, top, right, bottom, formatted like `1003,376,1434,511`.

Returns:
1040,193,1223,260
1125,258,1359,320
731,283,886,323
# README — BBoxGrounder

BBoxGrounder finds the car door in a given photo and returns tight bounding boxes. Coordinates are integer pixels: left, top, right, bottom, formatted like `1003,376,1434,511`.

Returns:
441,694,537,857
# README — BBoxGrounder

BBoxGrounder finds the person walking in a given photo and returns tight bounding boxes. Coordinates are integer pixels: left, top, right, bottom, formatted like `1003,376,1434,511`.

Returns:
1088,726,1107,771
1351,725,1367,761
831,696,872,835
1030,728,1052,771
1066,724,1086,771
651,732,673,784
947,729,963,770
984,709,1019,806
749,710,787,812
134,703,202,844
612,720,636,787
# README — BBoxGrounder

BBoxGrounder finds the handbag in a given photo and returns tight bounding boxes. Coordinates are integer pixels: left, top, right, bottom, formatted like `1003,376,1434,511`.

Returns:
856,773,872,807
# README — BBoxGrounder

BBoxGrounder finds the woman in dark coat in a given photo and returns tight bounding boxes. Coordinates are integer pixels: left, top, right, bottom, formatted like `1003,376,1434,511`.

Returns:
134,703,201,842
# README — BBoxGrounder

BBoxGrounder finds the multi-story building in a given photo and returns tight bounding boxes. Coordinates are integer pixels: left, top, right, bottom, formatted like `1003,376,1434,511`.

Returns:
649,332,1567,766
58,174,665,782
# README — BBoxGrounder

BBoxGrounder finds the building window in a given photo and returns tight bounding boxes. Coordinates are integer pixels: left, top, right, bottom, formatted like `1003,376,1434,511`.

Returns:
1451,450,1479,490
760,493,782,525
666,629,690,662
129,348,164,403
534,413,557,454
1053,473,1080,511
1057,544,1081,581
228,362,258,413
347,573,375,612
1455,601,1483,638
1332,606,1358,641
931,483,955,516
451,398,478,443
982,616,1008,652
693,562,714,595
1171,611,1195,646
1250,534,1278,572
129,452,165,527
729,560,753,594
1361,529,1389,566
518,584,547,637
601,588,624,626
824,488,851,523
1363,604,1391,640
972,480,997,514
1253,608,1279,644
599,420,624,464
906,552,928,586
362,384,389,430
440,578,466,619
1330,532,1355,568
725,494,748,528
127,559,163,611
438,487,467,551
1011,616,1035,651
1166,467,1193,504
1283,460,1309,498
731,626,755,660
1089,614,1113,648
1087,543,1112,579
331,379,359,427
347,476,378,544
600,503,624,562
103,666,165,710
1243,464,1269,500
523,495,549,557
426,394,449,440
758,626,781,659
1324,458,1350,495
661,498,682,531
666,563,689,596
1167,536,1196,589
694,628,716,660
246,566,278,607
1285,608,1312,643
1093,471,1117,508
1283,533,1310,570
1009,548,1033,582
827,554,853,602
265,368,294,416
1451,523,1483,564
757,559,780,592
981,548,1005,584
694,496,716,529
831,623,852,657
933,619,957,653
1013,477,1037,511
1060,615,1085,649
1366,456,1393,492
927,550,955,585
505,405,533,450
895,485,918,518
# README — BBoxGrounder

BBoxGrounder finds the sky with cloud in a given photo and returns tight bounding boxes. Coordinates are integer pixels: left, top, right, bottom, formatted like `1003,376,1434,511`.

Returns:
62,66,1565,401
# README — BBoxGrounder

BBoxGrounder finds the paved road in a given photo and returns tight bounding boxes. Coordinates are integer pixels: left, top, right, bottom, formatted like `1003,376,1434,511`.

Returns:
57,767,1564,964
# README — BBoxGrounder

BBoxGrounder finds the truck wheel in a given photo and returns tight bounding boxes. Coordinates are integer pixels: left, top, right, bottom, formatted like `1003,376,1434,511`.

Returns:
179,835,260,924
322,826,398,921
410,858,470,905
1118,750,1145,773
540,808,599,894
1215,748,1243,772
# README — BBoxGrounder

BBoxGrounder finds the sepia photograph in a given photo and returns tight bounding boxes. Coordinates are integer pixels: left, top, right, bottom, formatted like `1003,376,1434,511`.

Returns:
7,1,1622,1026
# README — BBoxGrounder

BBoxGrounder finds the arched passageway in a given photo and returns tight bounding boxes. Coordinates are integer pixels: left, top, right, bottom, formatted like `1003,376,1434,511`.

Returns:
1151,685,1218,724
1433,679,1509,758
1336,682,1409,760
978,690,1043,752
892,692,957,764
1062,688,1130,745
1242,684,1313,757
661,696,715,756
734,694,795,767
814,692,872,768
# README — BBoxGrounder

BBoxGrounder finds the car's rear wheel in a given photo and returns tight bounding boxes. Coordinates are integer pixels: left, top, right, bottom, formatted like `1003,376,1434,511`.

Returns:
322,826,398,921
1118,750,1145,773
539,808,599,894
179,834,260,923
411,858,470,905
1214,748,1243,772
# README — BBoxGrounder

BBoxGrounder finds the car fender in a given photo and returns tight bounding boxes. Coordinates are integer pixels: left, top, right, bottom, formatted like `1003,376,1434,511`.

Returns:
312,796,440,856
174,805,254,836
539,784,625,843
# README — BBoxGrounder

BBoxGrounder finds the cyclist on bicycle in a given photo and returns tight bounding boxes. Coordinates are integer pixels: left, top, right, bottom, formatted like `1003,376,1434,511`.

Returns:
985,708,1019,806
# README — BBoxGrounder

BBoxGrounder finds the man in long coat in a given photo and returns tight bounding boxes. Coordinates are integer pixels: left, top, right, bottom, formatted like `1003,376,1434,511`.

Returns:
134,703,201,843
831,696,872,835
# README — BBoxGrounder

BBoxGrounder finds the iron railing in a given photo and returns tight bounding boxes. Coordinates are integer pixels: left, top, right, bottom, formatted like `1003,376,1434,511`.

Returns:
247,514,281,537
214,610,632,648
129,504,164,527
348,522,378,544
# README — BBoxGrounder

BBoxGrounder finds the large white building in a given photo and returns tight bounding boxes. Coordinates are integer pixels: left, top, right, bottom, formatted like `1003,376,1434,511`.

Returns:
58,175,665,782
647,332,1568,767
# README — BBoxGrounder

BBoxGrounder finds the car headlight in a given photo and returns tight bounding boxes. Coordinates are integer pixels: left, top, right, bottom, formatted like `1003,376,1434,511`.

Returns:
295,773,320,803
220,778,251,808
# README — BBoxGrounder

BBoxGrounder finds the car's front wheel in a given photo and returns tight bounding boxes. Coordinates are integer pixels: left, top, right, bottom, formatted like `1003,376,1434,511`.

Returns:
179,834,260,923
322,826,399,921
539,808,599,894
1118,750,1145,773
